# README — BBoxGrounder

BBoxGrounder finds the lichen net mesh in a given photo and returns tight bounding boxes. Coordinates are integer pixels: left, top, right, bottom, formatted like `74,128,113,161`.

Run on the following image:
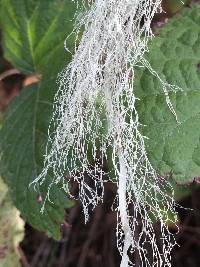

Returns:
32,0,180,266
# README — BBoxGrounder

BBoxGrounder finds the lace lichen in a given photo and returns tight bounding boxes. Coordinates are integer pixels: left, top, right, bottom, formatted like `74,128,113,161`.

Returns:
32,1,179,266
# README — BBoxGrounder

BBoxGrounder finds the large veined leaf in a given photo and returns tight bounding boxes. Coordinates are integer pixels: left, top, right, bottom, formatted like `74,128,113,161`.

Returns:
135,5,200,184
0,0,76,75
0,0,77,239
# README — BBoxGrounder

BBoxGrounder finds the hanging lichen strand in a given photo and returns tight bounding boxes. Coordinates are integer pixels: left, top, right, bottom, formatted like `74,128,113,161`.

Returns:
33,0,179,266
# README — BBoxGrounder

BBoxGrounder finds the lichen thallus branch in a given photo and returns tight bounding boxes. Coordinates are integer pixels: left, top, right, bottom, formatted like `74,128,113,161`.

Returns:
31,1,182,266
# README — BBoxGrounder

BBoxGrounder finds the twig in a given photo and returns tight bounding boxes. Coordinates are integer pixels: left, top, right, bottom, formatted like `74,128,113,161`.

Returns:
39,242,52,267
0,69,20,81
0,68,41,88
58,202,81,266
109,229,117,267
57,242,67,267
30,237,48,267
23,74,42,87
18,246,31,267
77,205,102,267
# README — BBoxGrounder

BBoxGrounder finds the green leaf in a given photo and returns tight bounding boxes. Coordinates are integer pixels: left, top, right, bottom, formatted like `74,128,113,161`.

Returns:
0,177,24,267
135,5,200,184
1,82,74,239
0,0,76,75
0,0,77,239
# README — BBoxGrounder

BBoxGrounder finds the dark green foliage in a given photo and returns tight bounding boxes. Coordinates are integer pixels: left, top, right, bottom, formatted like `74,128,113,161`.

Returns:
135,5,200,184
0,1,199,239
0,0,77,239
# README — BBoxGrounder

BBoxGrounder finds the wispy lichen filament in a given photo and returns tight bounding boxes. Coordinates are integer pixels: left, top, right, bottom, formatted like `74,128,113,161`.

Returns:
33,1,180,266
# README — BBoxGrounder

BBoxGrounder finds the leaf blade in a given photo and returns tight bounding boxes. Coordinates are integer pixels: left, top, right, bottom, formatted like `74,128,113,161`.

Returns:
135,5,200,184
0,0,77,239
